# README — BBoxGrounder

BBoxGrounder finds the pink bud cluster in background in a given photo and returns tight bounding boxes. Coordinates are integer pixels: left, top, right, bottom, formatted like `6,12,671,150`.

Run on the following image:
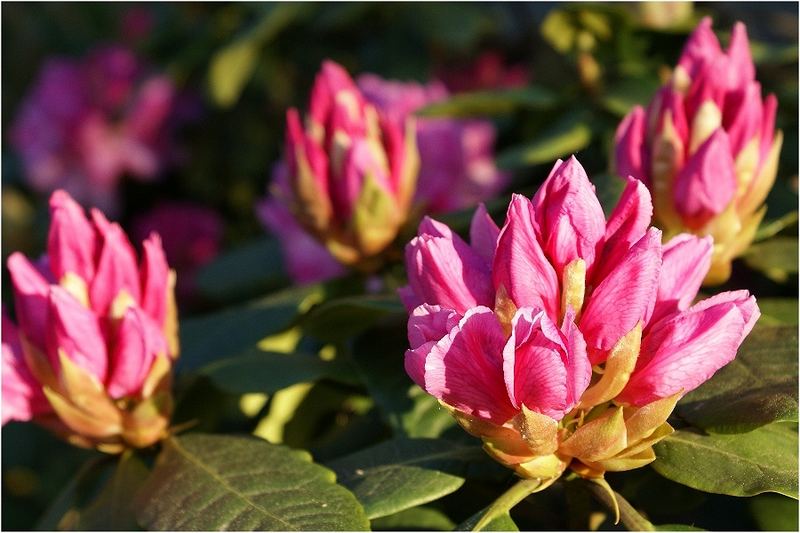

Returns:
401,156,758,474
10,46,182,215
437,51,531,93
616,18,782,284
3,190,178,451
258,60,508,284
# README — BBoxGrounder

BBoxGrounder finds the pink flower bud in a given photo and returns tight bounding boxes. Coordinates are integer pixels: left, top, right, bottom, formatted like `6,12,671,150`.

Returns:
614,18,781,285
2,190,178,452
401,155,759,480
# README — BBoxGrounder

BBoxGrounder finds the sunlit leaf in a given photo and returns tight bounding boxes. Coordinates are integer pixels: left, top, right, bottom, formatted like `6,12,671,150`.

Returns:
136,434,369,530
327,438,485,519
652,422,799,499
371,505,456,531
743,237,798,283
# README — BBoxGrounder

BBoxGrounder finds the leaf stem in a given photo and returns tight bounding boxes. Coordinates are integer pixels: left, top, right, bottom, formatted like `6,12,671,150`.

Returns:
473,476,556,531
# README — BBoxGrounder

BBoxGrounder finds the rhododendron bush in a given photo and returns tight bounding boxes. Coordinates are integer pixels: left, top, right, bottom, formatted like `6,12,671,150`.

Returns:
3,3,797,532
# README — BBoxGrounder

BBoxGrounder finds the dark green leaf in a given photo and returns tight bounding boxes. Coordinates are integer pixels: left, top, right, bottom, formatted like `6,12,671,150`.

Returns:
199,349,357,394
755,211,798,242
136,434,369,530
77,452,149,530
652,422,799,499
655,525,705,531
302,294,405,343
602,76,662,116
579,478,655,531
743,237,798,283
327,438,484,519
458,509,518,531
195,238,288,303
749,494,799,531
496,113,592,168
677,324,798,433
758,298,799,325
35,457,111,531
371,505,456,531
179,285,322,371
416,87,558,118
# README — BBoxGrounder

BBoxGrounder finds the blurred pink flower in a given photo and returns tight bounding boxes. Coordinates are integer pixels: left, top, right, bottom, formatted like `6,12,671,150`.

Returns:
401,156,758,479
615,18,782,284
10,46,182,215
3,190,177,452
357,73,509,213
438,51,531,93
132,202,224,300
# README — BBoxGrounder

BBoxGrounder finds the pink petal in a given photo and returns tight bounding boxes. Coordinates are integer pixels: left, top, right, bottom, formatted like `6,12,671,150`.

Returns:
492,194,559,318
673,129,736,230
594,176,653,284
7,253,50,351
561,307,592,407
650,234,713,326
46,286,108,382
405,218,494,314
759,94,778,165
614,106,647,185
531,157,607,275
2,309,50,424
619,290,760,405
309,60,360,127
677,17,722,80
139,233,169,327
580,228,663,362
723,81,764,157
469,203,500,265
106,306,167,398
423,307,516,424
503,307,568,419
405,305,461,388
47,190,97,282
89,209,142,315
725,22,755,88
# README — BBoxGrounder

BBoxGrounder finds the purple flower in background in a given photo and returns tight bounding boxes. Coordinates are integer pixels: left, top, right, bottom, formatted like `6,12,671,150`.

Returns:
10,46,183,215
357,73,509,213
132,203,224,300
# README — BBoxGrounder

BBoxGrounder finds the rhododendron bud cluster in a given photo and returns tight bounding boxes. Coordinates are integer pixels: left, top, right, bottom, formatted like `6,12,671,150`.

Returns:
3,190,178,453
401,156,759,480
262,60,419,274
259,61,510,284
10,46,181,214
615,18,782,285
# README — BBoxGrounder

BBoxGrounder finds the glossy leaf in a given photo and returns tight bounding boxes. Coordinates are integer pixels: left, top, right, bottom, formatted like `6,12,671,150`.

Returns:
371,505,456,531
302,294,406,343
135,434,369,530
179,285,322,371
652,423,799,499
200,349,356,394
416,87,558,118
327,438,484,519
749,494,799,531
76,452,150,530
195,238,288,303
677,324,798,433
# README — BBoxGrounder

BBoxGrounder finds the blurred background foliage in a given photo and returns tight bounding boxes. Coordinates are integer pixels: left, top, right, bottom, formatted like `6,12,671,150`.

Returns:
2,2,797,531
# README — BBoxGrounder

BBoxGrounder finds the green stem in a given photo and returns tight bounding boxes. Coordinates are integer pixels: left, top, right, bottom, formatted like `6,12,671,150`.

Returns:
473,477,555,531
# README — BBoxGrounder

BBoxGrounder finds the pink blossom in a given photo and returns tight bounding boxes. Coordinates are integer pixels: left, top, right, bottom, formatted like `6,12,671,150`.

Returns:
3,190,177,451
401,156,758,471
132,202,224,300
615,18,782,284
10,46,182,215
259,60,418,277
